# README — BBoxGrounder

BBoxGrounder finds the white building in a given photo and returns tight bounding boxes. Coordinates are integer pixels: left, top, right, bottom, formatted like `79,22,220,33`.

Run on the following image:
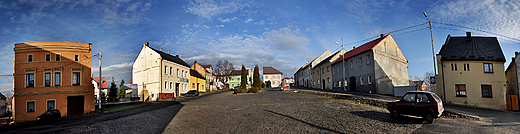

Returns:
0,93,6,116
132,42,191,101
263,67,283,87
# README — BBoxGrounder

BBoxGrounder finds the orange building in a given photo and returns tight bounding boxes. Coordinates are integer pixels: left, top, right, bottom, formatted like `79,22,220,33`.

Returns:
13,41,95,122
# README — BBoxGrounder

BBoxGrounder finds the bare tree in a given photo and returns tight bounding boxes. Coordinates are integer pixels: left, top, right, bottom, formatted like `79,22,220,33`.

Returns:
409,71,436,93
215,60,235,84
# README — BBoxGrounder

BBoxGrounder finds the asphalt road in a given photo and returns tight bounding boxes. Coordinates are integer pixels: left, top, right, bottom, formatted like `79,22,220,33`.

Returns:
4,88,518,133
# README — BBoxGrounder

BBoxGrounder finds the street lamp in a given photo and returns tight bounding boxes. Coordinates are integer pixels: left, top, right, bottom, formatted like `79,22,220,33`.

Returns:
424,12,438,95
335,38,345,92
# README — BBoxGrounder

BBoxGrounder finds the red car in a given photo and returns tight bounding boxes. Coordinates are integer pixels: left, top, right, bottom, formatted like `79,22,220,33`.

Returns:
387,91,444,123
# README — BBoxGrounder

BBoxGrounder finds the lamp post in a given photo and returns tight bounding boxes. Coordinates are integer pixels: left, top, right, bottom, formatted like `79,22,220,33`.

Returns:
424,12,437,94
336,38,345,91
92,52,102,112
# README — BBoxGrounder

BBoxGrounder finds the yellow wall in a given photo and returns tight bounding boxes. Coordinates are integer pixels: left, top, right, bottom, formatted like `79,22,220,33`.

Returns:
190,76,206,93
437,55,506,110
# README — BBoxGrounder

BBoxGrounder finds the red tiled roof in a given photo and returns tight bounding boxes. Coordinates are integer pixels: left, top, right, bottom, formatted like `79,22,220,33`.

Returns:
92,77,108,89
331,34,389,65
129,79,133,84
263,67,282,74
202,64,212,68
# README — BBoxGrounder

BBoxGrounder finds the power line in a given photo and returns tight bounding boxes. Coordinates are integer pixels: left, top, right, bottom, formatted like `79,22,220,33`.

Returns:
432,21,520,43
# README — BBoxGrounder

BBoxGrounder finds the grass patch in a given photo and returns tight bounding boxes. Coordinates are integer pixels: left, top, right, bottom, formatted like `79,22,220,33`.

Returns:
103,102,151,113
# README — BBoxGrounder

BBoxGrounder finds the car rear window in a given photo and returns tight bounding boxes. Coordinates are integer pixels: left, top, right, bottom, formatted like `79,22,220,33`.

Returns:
431,93,441,102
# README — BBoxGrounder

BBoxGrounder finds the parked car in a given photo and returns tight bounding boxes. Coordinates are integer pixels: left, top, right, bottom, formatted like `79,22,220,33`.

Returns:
184,90,199,97
36,109,62,123
387,91,444,123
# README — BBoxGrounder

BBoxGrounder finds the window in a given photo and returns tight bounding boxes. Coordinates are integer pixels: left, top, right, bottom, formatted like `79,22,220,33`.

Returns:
322,68,324,74
165,81,168,89
317,80,320,85
45,72,51,86
56,54,61,61
26,73,34,88
192,83,195,88
47,100,55,110
265,76,268,79
327,66,330,72
416,94,430,103
186,72,188,78
46,54,50,61
360,76,363,85
456,84,466,96
481,85,492,97
455,63,457,71
366,55,370,65
358,58,362,66
272,76,275,78
467,64,470,71
165,66,168,74
202,85,204,89
350,60,353,69
327,77,330,83
338,81,341,87
170,82,173,90
344,80,348,87
451,64,454,71
170,67,173,75
177,69,180,77
72,72,80,86
55,72,61,86
75,54,79,61
368,75,372,84
403,93,415,102
464,63,467,71
484,63,493,73
28,55,33,62
27,101,35,112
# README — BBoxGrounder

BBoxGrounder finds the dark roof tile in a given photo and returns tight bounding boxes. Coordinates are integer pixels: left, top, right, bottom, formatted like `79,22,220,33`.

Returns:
438,33,505,62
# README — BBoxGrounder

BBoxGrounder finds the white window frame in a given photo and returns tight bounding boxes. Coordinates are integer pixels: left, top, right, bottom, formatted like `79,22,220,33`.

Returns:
72,71,81,86
360,76,364,85
165,81,168,90
55,71,61,86
165,66,168,75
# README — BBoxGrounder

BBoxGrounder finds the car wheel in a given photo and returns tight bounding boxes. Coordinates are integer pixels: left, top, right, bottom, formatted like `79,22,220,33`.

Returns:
391,109,400,118
425,114,434,124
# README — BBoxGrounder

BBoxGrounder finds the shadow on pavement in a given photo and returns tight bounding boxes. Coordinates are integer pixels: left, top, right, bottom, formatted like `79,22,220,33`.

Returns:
349,111,427,124
264,109,345,134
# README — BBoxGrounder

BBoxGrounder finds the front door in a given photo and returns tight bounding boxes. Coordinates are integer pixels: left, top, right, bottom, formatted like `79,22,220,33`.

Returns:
175,83,180,97
349,77,356,92
322,79,325,89
197,83,200,92
67,96,84,115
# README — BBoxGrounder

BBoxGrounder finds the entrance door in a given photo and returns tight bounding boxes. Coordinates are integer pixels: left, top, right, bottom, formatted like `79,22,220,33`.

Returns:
175,83,180,97
67,96,84,115
197,83,200,92
349,77,356,92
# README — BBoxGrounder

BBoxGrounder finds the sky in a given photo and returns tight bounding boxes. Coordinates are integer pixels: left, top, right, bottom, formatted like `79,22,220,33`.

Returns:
1,0,519,97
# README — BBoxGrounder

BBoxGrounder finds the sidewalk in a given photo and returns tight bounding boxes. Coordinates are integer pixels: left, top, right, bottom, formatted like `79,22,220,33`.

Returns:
289,87,520,125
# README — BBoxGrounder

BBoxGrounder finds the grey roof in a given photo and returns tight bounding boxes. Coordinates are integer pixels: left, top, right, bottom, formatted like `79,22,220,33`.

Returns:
149,47,191,68
438,33,505,62
190,69,206,79
263,67,282,74
0,93,5,99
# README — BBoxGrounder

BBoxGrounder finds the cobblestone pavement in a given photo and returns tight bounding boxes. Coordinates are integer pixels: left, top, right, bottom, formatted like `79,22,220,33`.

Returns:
61,88,516,134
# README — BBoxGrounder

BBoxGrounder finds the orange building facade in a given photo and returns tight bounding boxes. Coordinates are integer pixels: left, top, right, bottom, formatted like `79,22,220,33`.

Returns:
13,41,95,122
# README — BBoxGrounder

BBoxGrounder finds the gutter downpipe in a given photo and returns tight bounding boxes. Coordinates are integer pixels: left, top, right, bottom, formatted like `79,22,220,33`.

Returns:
441,58,446,102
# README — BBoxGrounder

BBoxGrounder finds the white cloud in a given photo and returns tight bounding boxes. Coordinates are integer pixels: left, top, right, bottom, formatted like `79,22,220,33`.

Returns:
0,82,12,98
428,0,520,38
242,29,248,33
245,18,253,23
184,0,250,20
254,20,265,25
215,31,221,36
92,62,133,85
216,25,225,28
218,17,238,22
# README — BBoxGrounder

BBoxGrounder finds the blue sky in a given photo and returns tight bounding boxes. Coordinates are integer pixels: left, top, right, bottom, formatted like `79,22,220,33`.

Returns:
1,0,519,97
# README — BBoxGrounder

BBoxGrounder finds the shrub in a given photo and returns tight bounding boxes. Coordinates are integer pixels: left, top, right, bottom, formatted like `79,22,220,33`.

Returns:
248,87,259,93
234,88,247,94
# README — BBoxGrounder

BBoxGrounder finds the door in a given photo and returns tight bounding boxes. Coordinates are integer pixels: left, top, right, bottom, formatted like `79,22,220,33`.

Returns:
197,83,200,92
175,83,180,97
349,77,356,92
414,93,431,115
67,96,84,115
400,93,416,115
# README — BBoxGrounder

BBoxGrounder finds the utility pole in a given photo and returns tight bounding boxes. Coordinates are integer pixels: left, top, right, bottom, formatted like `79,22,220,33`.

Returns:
336,38,345,91
424,12,439,98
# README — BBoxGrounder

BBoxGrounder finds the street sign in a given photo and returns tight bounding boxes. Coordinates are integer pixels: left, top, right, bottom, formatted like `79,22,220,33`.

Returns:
430,76,436,84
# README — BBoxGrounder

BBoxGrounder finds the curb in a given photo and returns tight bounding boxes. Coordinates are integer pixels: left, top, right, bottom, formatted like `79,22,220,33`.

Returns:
289,89,480,121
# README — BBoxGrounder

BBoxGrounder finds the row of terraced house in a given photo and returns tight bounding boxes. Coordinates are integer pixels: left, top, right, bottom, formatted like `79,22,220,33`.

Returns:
295,33,520,111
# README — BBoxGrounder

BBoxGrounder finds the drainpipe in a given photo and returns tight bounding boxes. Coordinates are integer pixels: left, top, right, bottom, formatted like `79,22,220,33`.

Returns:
441,62,446,102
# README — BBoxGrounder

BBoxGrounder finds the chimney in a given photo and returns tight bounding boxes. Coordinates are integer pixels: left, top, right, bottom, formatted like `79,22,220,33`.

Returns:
352,46,356,50
515,51,519,56
175,55,179,58
143,42,149,47
167,50,170,54
380,34,385,38
466,32,471,41
160,48,163,51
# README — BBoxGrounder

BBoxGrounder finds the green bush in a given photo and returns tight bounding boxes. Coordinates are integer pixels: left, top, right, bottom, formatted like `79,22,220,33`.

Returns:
234,88,247,94
248,87,259,93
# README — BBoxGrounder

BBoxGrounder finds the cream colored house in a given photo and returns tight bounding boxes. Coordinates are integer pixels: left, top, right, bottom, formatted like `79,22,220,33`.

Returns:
132,42,191,101
312,49,346,90
263,67,283,87
437,32,507,110
311,50,333,89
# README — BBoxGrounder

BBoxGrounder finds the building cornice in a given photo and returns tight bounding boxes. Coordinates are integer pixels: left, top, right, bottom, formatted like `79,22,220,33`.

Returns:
14,45,90,51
